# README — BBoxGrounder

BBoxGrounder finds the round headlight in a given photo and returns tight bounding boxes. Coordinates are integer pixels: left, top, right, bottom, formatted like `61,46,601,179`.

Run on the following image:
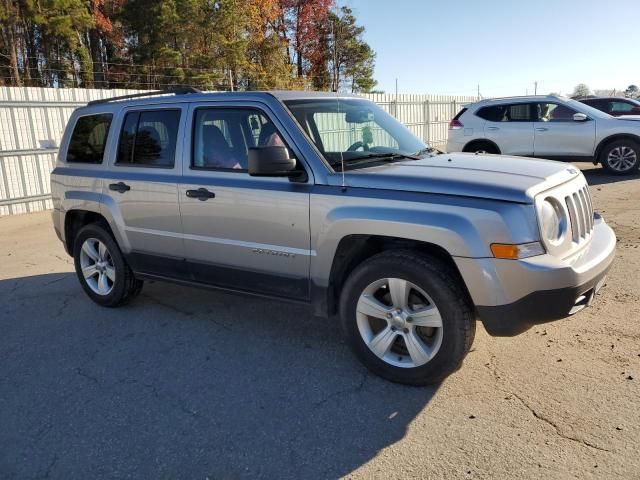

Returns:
539,198,566,243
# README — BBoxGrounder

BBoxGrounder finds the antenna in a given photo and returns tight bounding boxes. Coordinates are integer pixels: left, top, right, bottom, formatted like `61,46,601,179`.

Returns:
331,5,346,192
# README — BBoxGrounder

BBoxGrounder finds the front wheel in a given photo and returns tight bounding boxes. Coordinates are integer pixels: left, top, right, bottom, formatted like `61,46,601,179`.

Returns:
600,140,640,175
339,250,475,385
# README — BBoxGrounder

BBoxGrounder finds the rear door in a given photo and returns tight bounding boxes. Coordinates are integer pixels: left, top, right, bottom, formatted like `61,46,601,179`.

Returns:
104,105,187,277
533,102,595,158
479,103,534,155
179,101,313,300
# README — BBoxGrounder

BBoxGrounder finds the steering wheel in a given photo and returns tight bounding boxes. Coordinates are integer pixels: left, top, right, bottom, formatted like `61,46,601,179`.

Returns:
347,141,368,152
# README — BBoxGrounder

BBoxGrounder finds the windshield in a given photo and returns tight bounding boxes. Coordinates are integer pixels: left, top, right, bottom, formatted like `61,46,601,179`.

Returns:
284,98,431,170
566,98,612,119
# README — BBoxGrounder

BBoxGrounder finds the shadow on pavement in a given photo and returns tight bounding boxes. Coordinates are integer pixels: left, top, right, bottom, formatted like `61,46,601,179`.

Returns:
0,273,439,479
580,163,640,186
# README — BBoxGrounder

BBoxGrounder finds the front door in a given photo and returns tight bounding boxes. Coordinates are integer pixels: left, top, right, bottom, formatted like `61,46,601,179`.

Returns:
179,103,313,300
104,106,187,277
533,102,595,158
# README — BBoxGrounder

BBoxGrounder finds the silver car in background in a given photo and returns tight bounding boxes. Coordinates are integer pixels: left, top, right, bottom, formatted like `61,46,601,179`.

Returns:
447,95,640,175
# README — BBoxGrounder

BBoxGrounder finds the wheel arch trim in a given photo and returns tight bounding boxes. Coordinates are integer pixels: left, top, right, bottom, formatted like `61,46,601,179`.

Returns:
595,133,640,163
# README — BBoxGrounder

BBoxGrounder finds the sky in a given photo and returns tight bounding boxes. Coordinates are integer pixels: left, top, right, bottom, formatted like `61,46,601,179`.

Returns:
342,0,640,97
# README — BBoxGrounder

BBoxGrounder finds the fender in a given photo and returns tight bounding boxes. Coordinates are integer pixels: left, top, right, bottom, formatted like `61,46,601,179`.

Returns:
594,133,640,164
310,199,539,290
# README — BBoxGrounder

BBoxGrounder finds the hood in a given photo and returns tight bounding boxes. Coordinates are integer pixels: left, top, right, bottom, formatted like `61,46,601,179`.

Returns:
338,152,580,203
614,115,640,121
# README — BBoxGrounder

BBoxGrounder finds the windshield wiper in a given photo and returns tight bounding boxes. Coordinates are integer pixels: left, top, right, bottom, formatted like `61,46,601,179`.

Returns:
345,152,420,163
413,147,442,156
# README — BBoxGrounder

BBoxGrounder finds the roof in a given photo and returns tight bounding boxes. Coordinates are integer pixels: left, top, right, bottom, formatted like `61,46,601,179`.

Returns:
578,96,640,102
471,94,567,106
84,88,360,109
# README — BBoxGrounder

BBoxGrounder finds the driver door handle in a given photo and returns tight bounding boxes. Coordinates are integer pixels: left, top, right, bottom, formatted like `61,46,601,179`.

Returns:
186,188,216,201
536,127,549,132
486,126,499,131
109,182,130,193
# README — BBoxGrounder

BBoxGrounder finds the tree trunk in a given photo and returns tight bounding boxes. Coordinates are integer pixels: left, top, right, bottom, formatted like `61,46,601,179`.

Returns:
295,3,303,77
2,0,22,87
89,29,105,87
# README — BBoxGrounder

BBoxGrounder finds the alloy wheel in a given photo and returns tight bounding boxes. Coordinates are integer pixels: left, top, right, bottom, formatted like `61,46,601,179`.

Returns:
79,238,115,295
607,146,637,172
356,278,443,368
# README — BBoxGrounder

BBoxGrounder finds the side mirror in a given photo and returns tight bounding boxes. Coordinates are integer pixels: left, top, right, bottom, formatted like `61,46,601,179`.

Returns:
248,146,296,177
573,113,588,122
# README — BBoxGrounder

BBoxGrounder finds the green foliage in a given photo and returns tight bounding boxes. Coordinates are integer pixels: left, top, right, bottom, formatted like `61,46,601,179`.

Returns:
0,0,376,92
572,83,591,98
327,6,376,93
624,85,639,98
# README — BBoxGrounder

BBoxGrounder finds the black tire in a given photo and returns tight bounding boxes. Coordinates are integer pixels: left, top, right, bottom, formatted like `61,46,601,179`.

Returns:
599,139,640,175
339,250,475,386
72,222,143,307
463,141,499,154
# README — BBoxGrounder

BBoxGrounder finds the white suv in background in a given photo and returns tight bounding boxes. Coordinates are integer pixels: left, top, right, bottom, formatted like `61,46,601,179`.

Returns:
447,95,640,175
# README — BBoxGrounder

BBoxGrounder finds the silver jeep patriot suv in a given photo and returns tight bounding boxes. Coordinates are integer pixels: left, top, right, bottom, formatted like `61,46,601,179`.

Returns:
51,89,616,385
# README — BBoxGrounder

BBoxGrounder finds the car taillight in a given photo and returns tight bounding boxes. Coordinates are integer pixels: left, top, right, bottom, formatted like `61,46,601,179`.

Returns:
449,119,463,130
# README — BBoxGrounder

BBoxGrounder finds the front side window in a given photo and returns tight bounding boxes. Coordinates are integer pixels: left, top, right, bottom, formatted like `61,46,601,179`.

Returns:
285,99,428,170
192,108,288,171
66,114,112,163
537,103,577,122
116,110,181,167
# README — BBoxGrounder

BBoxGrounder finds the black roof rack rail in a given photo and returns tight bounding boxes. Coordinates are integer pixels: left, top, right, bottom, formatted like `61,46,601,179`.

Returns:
87,87,201,106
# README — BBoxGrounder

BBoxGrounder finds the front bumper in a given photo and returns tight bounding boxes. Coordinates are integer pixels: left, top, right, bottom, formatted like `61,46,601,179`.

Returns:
455,214,616,336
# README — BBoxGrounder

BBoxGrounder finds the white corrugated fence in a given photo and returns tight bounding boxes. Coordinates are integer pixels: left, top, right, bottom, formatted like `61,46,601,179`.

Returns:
0,87,476,216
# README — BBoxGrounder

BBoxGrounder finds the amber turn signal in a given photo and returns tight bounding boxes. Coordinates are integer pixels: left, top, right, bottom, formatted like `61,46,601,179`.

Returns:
490,242,545,260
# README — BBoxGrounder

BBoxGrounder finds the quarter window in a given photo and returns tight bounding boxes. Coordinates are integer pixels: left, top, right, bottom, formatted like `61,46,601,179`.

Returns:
116,110,181,167
66,114,112,163
609,101,634,112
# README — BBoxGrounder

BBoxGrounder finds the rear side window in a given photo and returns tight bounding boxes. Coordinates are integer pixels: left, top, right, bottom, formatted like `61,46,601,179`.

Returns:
116,110,181,167
609,101,634,112
476,104,532,122
66,114,112,163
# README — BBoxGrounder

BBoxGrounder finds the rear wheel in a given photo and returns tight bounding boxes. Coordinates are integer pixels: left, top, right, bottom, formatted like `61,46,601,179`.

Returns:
339,250,475,385
463,141,498,154
73,223,143,307
600,140,640,175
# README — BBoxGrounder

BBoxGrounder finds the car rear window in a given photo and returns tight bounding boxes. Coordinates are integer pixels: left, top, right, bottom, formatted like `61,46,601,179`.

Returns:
66,114,113,164
452,107,467,120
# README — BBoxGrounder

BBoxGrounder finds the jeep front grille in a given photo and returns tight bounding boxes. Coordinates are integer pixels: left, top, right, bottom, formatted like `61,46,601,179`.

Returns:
565,185,594,244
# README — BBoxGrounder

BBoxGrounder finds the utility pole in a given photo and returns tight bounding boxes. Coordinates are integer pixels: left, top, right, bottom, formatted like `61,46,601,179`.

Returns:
477,84,480,100
534,81,538,95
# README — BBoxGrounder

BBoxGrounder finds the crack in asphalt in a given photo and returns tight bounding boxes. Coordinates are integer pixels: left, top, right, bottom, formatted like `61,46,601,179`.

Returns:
43,275,68,286
75,367,99,384
54,297,70,319
142,294,232,331
44,453,58,478
484,351,611,454
508,392,611,453
313,371,369,407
